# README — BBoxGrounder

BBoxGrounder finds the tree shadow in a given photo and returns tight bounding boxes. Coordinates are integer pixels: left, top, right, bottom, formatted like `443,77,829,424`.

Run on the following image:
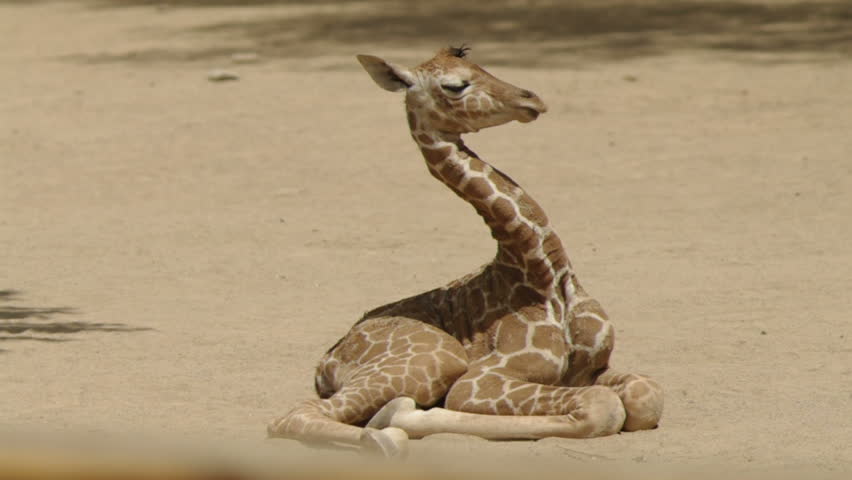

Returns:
0,290,151,347
68,0,852,66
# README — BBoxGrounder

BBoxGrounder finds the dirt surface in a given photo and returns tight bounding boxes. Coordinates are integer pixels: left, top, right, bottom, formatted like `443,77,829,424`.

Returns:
2,0,852,476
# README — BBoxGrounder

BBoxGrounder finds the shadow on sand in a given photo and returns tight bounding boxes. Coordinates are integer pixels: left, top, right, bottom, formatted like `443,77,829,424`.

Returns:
64,0,852,66
0,290,151,350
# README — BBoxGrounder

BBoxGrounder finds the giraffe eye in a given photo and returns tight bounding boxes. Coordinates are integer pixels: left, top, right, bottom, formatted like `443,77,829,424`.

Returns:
441,81,470,94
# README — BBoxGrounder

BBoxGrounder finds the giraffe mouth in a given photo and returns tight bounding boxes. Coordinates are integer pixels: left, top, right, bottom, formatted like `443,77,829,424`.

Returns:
517,107,543,123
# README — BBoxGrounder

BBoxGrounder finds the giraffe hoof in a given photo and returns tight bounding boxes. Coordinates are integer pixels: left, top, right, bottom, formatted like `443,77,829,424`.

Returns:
360,427,409,458
266,417,286,437
366,397,418,430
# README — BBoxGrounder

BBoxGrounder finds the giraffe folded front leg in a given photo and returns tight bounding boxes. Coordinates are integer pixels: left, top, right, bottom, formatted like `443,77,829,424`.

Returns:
372,378,626,440
595,369,663,431
367,386,625,440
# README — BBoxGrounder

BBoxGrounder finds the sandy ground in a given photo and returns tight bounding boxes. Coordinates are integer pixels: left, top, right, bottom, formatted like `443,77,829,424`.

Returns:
2,0,852,476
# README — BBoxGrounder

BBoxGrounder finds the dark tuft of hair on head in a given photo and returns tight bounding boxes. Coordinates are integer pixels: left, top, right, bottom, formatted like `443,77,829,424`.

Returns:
449,44,471,58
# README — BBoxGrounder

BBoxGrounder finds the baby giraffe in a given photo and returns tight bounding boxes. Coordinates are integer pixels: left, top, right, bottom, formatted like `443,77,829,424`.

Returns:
268,47,663,457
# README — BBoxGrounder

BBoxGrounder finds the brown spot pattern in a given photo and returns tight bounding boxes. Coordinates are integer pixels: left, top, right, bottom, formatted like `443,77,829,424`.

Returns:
517,192,548,227
463,177,494,199
526,258,555,289
496,315,529,354
570,314,605,348
513,223,538,253
505,352,559,383
532,324,564,351
467,288,486,323
506,384,539,407
491,197,516,223
509,285,545,311
541,231,563,257
421,145,450,165
495,262,525,284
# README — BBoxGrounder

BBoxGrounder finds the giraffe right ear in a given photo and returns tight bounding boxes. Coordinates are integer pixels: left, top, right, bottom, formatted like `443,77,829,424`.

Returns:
357,55,415,92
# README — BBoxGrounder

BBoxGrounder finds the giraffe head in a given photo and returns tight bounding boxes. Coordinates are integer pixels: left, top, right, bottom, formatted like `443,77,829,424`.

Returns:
358,46,547,135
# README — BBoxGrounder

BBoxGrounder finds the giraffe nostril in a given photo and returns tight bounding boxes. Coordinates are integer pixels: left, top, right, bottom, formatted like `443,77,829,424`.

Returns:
520,89,535,99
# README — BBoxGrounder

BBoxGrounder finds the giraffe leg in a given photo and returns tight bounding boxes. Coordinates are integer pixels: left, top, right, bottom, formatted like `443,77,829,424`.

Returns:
558,288,662,430
268,317,468,456
368,384,625,439
366,311,626,440
267,398,376,447
268,383,422,457
594,369,663,431
368,361,626,439
267,398,410,457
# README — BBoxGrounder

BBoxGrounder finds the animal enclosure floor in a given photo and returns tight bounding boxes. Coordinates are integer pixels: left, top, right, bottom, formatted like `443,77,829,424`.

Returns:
1,0,851,476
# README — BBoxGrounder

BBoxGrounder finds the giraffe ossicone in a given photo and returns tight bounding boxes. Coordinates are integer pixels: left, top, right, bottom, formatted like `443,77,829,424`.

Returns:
267,47,663,456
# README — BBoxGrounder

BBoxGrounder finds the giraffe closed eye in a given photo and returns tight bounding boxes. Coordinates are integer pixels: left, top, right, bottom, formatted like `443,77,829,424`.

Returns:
441,82,470,94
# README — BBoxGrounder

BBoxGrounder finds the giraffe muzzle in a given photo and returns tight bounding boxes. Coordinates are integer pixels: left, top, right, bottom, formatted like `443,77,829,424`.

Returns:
515,93,548,123
517,105,546,123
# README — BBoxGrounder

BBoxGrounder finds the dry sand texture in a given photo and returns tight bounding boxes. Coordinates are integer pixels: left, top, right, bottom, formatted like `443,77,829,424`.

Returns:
2,0,852,475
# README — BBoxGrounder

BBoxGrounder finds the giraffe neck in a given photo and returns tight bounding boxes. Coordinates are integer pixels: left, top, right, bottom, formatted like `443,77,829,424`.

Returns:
407,109,575,301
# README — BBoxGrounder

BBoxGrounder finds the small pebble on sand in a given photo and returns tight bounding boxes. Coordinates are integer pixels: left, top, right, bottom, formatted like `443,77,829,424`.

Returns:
207,69,239,82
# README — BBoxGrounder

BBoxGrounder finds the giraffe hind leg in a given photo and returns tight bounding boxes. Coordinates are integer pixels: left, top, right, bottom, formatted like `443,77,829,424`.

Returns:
267,396,412,457
268,317,469,455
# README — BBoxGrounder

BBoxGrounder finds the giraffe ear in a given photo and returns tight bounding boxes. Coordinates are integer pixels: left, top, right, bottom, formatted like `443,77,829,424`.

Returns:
357,54,415,92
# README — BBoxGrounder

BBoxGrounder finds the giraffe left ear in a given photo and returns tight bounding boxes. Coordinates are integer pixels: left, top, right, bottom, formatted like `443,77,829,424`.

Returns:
357,54,415,92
